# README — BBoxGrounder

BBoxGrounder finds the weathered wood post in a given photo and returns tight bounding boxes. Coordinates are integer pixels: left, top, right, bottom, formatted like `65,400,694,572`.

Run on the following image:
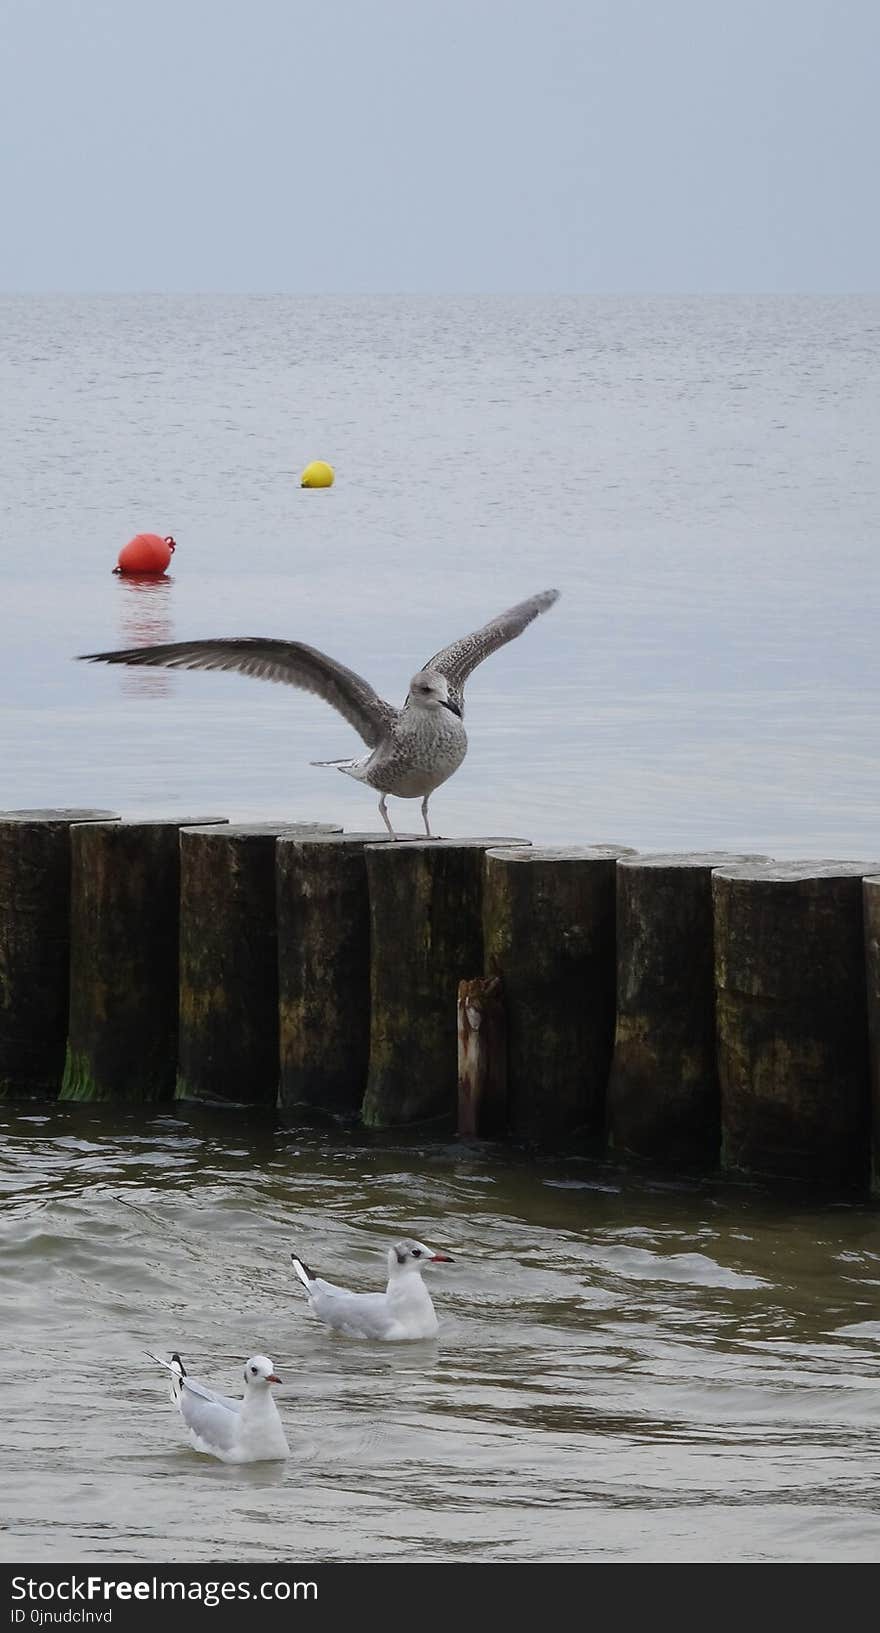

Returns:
607,851,765,1163
276,831,404,1117
61,818,225,1102
457,975,506,1137
362,839,527,1128
177,821,339,1105
714,860,877,1189
0,808,117,1098
482,845,634,1142
860,875,880,1198
483,849,633,1143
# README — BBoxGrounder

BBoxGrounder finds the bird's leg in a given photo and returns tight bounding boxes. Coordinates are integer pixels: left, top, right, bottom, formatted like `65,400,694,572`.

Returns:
379,794,398,840
421,796,432,839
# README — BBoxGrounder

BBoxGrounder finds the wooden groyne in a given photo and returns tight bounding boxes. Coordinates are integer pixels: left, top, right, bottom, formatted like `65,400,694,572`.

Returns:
1,808,880,1198
713,860,876,1190
277,830,403,1116
607,851,767,1164
0,810,117,1098
862,879,880,1194
362,838,528,1127
62,817,225,1102
483,845,633,1141
176,822,340,1105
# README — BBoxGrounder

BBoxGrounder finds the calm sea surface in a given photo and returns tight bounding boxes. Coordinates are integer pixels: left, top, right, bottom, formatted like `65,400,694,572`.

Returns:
1,297,879,1564
1,294,880,851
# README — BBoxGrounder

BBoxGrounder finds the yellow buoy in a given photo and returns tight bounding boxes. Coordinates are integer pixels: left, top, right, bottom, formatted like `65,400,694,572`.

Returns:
300,460,335,488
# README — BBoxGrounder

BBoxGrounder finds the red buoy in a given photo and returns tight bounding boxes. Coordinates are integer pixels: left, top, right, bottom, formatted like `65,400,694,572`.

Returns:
114,533,176,575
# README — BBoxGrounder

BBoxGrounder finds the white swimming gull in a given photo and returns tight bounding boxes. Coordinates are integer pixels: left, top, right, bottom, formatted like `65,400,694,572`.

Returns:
147,1351,290,1462
290,1239,453,1341
78,588,560,838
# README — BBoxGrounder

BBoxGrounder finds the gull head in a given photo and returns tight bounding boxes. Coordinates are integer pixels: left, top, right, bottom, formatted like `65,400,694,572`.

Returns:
407,670,460,715
243,1354,282,1388
388,1239,455,1277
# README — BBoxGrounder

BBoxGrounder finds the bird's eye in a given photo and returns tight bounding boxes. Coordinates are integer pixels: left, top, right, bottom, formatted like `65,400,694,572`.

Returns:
250,1365,258,1375
412,1248,421,1258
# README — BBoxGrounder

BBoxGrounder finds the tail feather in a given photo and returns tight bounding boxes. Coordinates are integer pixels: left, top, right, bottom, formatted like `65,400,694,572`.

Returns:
291,1253,317,1291
147,1350,181,1373
147,1350,186,1405
310,757,354,768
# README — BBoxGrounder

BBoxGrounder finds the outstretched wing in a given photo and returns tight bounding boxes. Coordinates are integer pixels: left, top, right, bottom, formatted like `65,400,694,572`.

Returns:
424,589,560,698
79,638,398,747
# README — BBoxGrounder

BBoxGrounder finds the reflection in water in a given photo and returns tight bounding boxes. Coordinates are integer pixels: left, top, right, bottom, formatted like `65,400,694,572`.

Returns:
115,575,175,696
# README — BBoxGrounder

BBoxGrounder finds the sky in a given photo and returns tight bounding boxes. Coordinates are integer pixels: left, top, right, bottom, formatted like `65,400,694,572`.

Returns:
0,0,878,293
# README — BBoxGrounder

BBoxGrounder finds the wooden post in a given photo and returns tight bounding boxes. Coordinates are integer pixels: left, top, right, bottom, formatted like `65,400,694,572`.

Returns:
457,975,506,1137
0,808,117,1099
861,875,880,1198
60,818,225,1102
362,839,527,1128
482,845,635,1142
607,851,766,1163
714,860,876,1189
176,821,339,1105
276,831,406,1117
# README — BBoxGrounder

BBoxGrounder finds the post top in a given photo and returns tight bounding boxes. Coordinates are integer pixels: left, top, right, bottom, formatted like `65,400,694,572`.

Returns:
714,859,880,883
366,836,530,852
0,808,118,823
180,821,341,839
619,850,769,871
73,815,228,831
277,830,420,847
484,844,634,863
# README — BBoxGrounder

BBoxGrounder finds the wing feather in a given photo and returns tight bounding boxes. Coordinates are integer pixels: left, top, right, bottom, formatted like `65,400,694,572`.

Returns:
178,1385,240,1452
79,638,397,747
180,1376,240,1411
309,1286,399,1337
424,589,560,697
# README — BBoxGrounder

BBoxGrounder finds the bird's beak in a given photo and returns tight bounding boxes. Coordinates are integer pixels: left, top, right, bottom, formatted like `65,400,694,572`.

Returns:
430,1254,453,1263
267,1374,282,1384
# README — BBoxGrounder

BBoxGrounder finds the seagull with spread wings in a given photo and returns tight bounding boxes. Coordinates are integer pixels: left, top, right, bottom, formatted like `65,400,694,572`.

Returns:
79,588,560,837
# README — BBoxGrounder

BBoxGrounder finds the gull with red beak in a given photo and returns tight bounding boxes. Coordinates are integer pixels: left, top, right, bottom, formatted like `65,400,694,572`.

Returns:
147,1351,289,1462
290,1238,454,1341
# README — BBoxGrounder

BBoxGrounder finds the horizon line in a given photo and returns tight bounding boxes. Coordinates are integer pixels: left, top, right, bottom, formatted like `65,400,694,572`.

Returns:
1,287,878,299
